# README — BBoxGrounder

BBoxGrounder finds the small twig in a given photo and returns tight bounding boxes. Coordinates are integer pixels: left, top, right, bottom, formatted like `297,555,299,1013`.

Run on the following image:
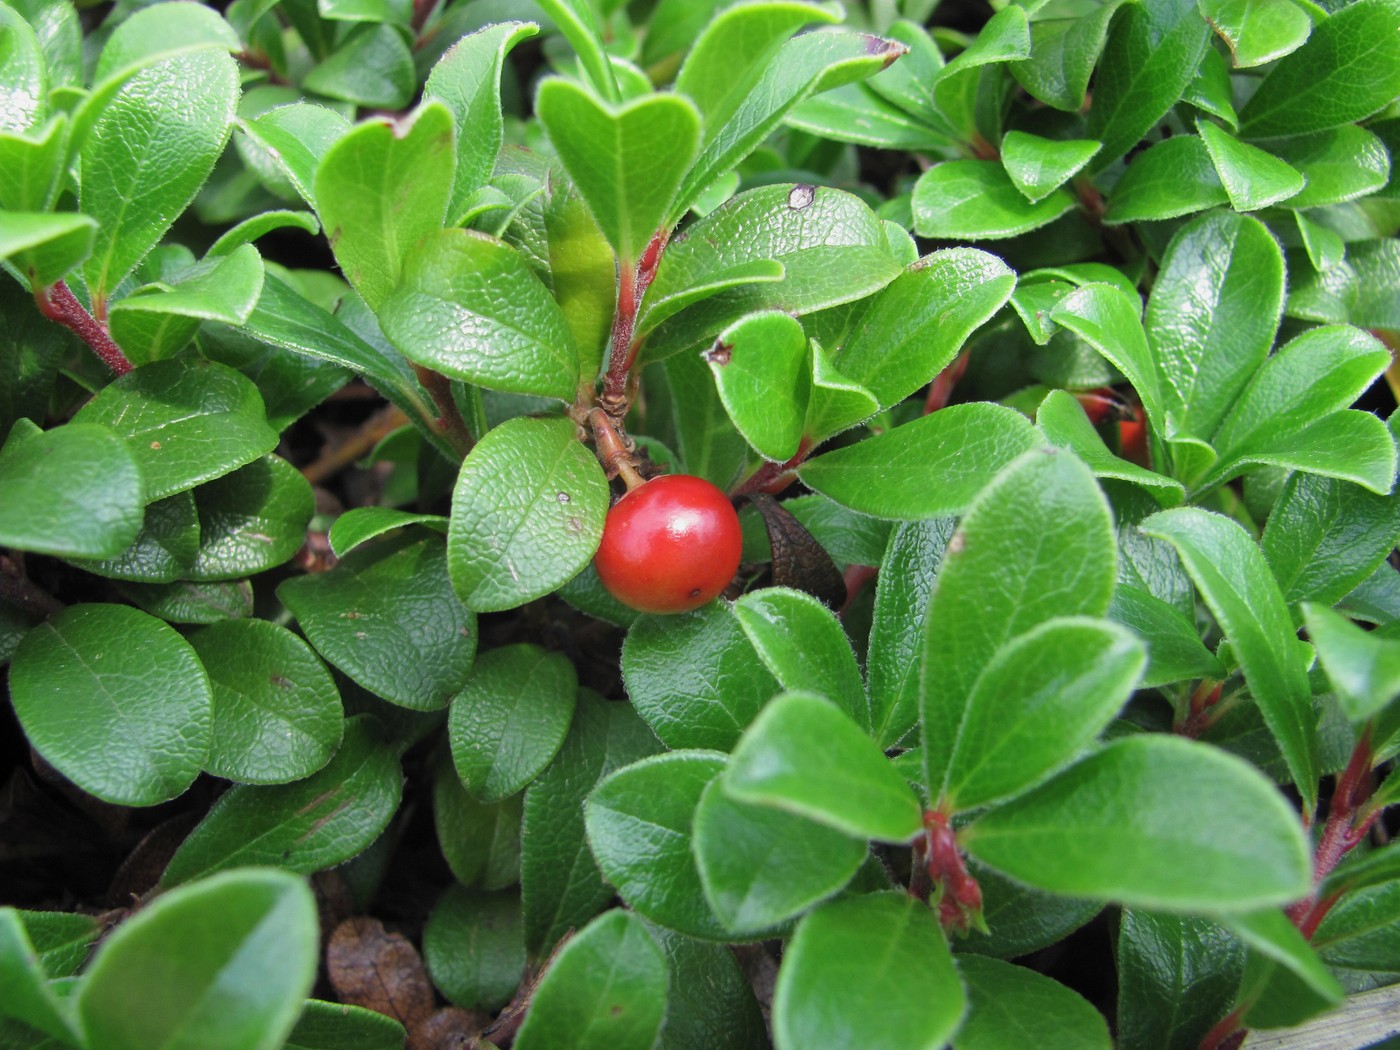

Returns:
300,404,410,486
599,228,670,420
33,281,132,375
411,365,474,457
0,553,65,619
589,408,646,490
924,351,969,414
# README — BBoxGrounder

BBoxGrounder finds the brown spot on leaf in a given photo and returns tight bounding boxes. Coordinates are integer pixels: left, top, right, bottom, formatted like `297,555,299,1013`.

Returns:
867,35,909,68
270,675,293,689
787,184,816,210
703,341,734,366
149,441,161,450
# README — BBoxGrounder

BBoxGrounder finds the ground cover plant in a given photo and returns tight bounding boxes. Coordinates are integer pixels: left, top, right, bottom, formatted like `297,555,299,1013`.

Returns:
2,0,1400,1047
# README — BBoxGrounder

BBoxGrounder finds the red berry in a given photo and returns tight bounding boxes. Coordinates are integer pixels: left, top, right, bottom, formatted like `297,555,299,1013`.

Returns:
594,474,743,614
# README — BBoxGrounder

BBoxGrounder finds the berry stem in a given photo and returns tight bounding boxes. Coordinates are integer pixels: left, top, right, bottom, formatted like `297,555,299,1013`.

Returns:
34,280,132,376
589,408,646,491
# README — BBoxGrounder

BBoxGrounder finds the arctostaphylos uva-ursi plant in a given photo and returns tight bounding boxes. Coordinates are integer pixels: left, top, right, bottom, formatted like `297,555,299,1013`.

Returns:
2,0,1400,1048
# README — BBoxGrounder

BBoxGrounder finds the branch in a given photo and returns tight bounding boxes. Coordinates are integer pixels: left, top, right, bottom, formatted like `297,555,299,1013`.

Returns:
34,281,132,375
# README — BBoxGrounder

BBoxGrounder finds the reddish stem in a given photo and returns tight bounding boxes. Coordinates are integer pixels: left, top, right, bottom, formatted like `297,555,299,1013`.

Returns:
600,228,670,419
589,408,645,491
730,437,813,498
1198,1009,1246,1050
1177,680,1222,738
924,351,969,414
1286,730,1376,928
839,565,878,618
410,364,474,457
924,810,983,935
34,281,131,375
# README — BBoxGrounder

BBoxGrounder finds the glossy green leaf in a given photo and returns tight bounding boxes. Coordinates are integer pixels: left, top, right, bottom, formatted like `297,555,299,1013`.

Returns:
278,533,476,710
942,617,1145,811
448,416,608,611
913,159,1075,240
1225,907,1345,1021
10,603,210,805
1197,120,1305,211
1273,126,1392,209
733,589,869,732
1238,0,1400,138
283,1000,405,1050
160,716,401,886
773,893,965,1050
1001,131,1100,203
109,244,265,365
798,403,1041,520
1036,389,1183,503
0,210,96,286
433,762,522,891
1295,209,1347,274
188,454,313,581
0,421,143,558
621,601,779,751
425,21,538,222
382,228,581,402
963,735,1312,911
1145,212,1284,446
120,578,253,624
189,618,343,785
449,643,577,803
1289,238,1400,330
10,911,96,978
92,1,238,81
0,2,45,132
514,910,667,1050
922,449,1117,795
423,886,524,1013
1302,603,1400,723
521,692,661,954
78,870,316,1050
80,48,238,302
822,249,1016,426
704,310,808,461
0,909,82,1044
533,0,619,102
953,954,1110,1050
925,4,1029,144
313,102,453,311
786,80,954,151
691,776,865,936
1116,909,1244,1050
1010,0,1128,112
1102,135,1228,224
648,925,767,1050
1185,43,1237,126
0,115,69,212
585,751,729,940
72,357,278,502
1087,0,1211,170
724,692,921,843
303,23,413,109
1199,0,1310,67
1262,470,1400,606
1108,584,1223,689
238,104,351,209
327,507,447,557
1141,507,1319,804
537,79,699,262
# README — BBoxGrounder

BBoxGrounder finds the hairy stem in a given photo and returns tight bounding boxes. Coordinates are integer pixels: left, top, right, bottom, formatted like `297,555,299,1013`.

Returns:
34,281,132,375
410,365,474,458
599,228,670,420
731,437,814,498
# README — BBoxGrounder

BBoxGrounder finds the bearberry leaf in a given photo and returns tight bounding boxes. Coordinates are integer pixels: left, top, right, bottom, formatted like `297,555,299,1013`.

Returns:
585,751,729,941
953,954,1109,1050
1196,120,1305,211
77,871,314,1050
962,736,1312,911
1115,910,1244,1050
0,908,83,1045
1009,0,1127,112
328,507,448,557
303,23,414,109
72,357,278,502
798,403,1041,520
1199,0,1310,68
514,910,668,1050
283,1000,406,1050
187,454,313,580
189,618,343,785
0,420,143,559
648,925,768,1050
448,643,577,803
1143,506,1320,805
1108,584,1223,689
160,715,401,887
423,886,524,1013
0,210,97,286
238,104,351,209
913,160,1075,240
1036,390,1183,504
1302,603,1400,724
704,310,808,461
448,416,609,612
279,533,476,711
0,3,45,132
1102,136,1228,224
532,0,619,102
1000,131,1101,203
433,762,522,891
10,603,211,805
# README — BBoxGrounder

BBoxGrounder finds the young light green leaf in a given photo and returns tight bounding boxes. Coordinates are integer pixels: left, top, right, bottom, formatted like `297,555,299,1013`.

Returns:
279,533,476,710
449,643,577,803
80,48,238,303
536,79,700,263
1238,0,1400,138
785,80,954,151
522,692,661,955
1116,910,1245,1050
0,115,69,212
0,909,83,1044
621,601,779,751
189,618,343,785
733,589,869,732
313,101,453,311
953,954,1110,1050
92,1,238,82
942,617,1145,812
925,4,1029,144
514,910,667,1050
585,751,729,940
423,886,524,1013
381,228,583,402
302,23,413,109
1036,389,1183,504
798,403,1041,520
160,716,401,886
0,210,96,286
1009,0,1128,112
922,449,1117,796
1109,584,1224,690
1199,0,1311,67
532,0,619,102
1224,907,1346,1013
0,2,45,132
448,416,609,612
962,735,1313,912
1311,875,1400,973
10,910,97,978
724,692,922,843
72,357,278,502
0,421,143,558
1303,603,1400,724
913,159,1075,240
1196,120,1305,211
691,776,866,936
78,870,316,1050
1102,135,1229,224
10,603,210,806
238,104,351,209
425,21,538,222
1001,131,1100,203
773,894,965,1050
1142,506,1319,805
703,310,808,461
